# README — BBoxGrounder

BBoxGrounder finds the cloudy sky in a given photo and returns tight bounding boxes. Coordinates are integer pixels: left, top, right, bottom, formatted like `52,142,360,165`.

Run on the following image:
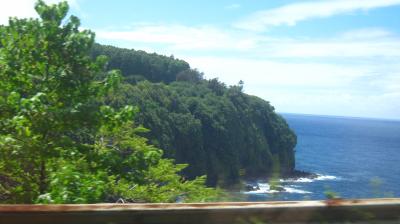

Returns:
2,0,400,120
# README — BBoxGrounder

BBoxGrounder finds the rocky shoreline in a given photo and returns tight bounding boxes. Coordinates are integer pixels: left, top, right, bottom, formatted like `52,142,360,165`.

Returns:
244,170,318,192
281,170,318,180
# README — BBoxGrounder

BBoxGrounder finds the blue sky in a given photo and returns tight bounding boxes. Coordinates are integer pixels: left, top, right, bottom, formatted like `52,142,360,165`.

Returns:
2,0,400,119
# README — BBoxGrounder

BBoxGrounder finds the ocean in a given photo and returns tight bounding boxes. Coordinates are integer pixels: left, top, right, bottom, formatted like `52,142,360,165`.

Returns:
244,113,400,201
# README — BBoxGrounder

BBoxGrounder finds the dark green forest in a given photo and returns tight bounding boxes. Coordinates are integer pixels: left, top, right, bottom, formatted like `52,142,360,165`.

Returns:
91,44,297,186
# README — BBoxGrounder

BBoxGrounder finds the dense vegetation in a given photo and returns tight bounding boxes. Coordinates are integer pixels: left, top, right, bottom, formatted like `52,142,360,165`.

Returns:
0,1,217,203
91,45,297,186
91,43,191,84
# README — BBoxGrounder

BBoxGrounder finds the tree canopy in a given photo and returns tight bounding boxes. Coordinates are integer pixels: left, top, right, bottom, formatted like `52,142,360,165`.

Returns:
94,45,297,187
0,0,217,203
91,44,191,84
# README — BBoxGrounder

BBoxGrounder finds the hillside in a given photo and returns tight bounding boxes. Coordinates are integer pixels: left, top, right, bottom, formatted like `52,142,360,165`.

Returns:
91,44,297,186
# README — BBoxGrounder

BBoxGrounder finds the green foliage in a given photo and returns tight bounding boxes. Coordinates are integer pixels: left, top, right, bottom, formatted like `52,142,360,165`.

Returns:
0,0,218,203
105,78,297,186
36,159,111,203
91,44,190,84
324,186,340,200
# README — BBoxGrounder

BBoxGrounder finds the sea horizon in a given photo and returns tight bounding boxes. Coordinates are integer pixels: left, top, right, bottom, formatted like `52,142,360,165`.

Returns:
279,112,400,123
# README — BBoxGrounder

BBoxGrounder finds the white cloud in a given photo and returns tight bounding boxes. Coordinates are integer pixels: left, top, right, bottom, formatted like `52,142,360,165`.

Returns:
234,0,400,31
0,0,79,25
340,28,392,40
0,0,37,24
185,56,367,87
97,25,400,59
261,39,400,58
241,28,400,59
96,24,259,51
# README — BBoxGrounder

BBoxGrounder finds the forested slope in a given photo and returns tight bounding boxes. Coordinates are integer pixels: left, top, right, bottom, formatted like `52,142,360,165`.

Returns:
92,44,297,186
0,1,218,203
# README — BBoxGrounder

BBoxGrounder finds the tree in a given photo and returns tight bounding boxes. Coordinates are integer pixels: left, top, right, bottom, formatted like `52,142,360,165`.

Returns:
0,0,217,203
106,79,296,187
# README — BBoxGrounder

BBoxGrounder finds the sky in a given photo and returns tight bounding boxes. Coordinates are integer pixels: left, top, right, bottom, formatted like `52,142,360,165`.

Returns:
1,0,400,120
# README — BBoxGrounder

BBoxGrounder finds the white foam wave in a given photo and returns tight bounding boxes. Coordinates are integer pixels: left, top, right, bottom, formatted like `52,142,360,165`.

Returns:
280,174,339,183
280,177,313,183
243,183,277,194
243,183,311,195
315,175,337,181
283,187,311,194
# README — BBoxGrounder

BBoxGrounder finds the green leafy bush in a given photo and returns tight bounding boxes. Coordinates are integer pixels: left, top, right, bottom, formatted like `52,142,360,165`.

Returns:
0,0,218,203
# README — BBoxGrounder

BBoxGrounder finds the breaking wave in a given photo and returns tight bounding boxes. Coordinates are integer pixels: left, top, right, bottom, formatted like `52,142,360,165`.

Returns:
243,174,339,195
280,174,339,183
243,183,311,195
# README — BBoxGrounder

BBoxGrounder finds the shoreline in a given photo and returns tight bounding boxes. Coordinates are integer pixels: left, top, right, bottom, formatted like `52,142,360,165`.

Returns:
244,169,318,183
242,170,318,192
281,170,318,180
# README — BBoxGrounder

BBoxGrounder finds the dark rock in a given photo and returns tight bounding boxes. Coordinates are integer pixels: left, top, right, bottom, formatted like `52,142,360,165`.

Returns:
282,170,318,180
245,184,260,191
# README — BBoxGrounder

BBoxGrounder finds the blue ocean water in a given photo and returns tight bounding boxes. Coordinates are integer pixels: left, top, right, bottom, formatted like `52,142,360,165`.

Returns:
245,113,400,201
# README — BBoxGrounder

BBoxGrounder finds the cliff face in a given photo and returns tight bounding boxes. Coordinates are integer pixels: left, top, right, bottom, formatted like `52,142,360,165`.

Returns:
92,44,297,186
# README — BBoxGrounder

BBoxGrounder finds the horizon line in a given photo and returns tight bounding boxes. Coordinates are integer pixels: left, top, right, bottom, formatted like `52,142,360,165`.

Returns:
278,111,400,122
